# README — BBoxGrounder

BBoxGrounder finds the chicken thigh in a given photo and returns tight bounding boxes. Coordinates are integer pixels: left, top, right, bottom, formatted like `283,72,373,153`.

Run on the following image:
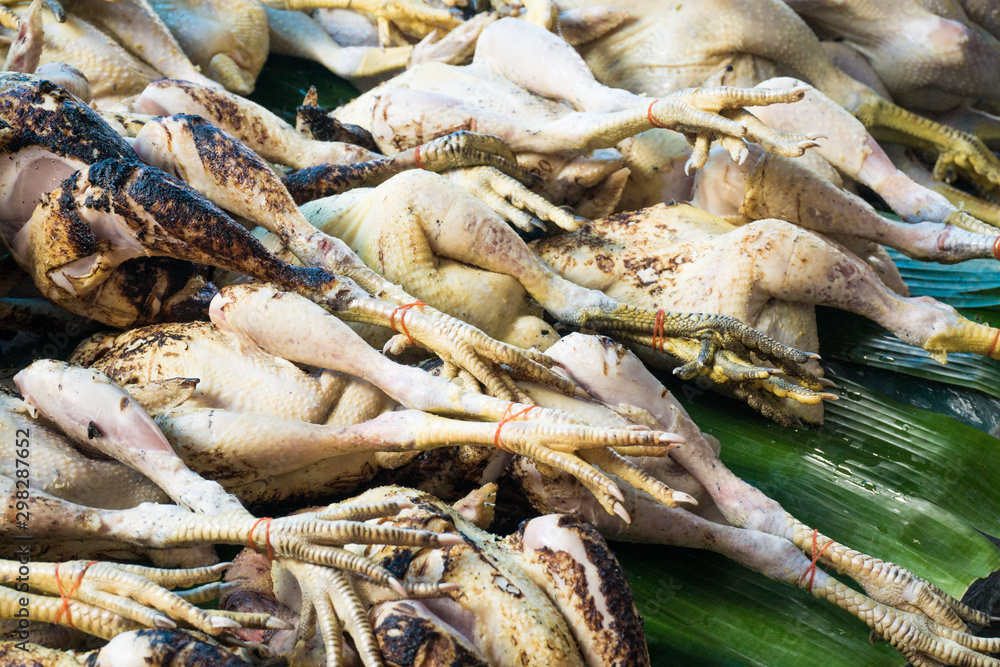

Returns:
785,0,1000,113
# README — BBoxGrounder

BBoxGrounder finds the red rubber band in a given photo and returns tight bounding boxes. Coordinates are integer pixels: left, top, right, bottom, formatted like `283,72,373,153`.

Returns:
651,309,666,353
993,236,1000,262
54,561,97,629
248,518,274,560
989,329,1000,358
647,100,667,129
799,530,833,592
390,300,426,347
414,145,423,170
493,405,539,452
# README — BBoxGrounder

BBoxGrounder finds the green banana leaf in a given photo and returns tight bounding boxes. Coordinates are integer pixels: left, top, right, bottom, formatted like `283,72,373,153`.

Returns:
624,375,1000,667
251,55,1000,666
887,249,1000,308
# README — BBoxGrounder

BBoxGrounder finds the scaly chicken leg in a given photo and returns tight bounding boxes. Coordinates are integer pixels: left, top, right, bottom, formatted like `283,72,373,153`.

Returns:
516,333,999,667
0,555,272,638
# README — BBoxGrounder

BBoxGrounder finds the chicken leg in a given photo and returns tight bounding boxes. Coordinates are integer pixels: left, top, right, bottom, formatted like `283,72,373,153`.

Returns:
517,333,999,667
692,143,1000,263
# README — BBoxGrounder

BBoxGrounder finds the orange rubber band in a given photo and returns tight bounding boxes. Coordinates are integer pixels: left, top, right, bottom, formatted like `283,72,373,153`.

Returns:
800,529,833,592
989,329,1000,358
647,100,667,129
248,518,274,560
414,145,424,170
54,560,97,629
493,405,539,452
993,236,1000,262
651,309,666,353
390,300,426,347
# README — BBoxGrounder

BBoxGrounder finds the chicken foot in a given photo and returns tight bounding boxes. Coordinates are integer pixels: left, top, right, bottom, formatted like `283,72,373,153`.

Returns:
1,482,459,648
0,556,271,638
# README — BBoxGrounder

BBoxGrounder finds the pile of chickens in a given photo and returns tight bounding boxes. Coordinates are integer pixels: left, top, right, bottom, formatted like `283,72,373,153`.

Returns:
3,0,1000,665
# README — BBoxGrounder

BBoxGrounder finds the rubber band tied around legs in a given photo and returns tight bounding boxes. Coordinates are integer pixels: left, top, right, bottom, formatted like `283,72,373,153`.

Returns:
493,404,539,452
651,309,666,353
414,145,424,170
799,529,833,592
248,518,275,560
54,560,98,629
390,300,426,347
989,329,1000,358
648,101,668,129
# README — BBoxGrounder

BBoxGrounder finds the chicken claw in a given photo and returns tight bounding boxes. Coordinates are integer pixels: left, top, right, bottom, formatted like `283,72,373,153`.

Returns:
855,97,1000,196
446,165,581,231
345,295,575,401
575,307,833,424
578,308,831,412
762,513,998,666
646,86,821,172
805,575,999,666
284,131,538,203
0,560,271,639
